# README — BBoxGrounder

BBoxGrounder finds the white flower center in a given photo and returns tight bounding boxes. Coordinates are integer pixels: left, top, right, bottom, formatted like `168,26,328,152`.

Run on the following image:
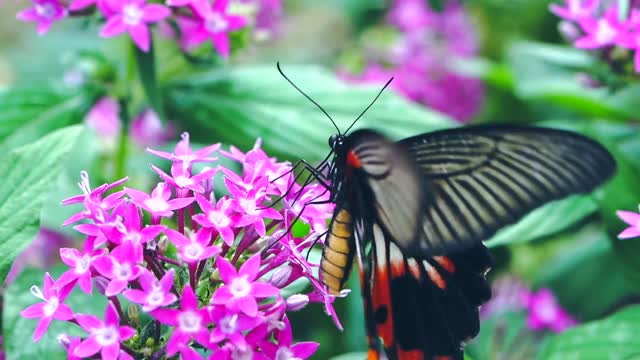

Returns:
538,302,558,322
205,12,229,34
95,326,119,346
276,347,301,360
174,175,193,188
75,254,91,274
124,231,142,244
114,263,132,280
219,314,238,334
229,276,251,298
145,197,169,212
183,243,203,261
123,4,143,26
178,310,202,333
35,3,55,19
209,211,230,227
596,19,616,44
43,297,59,317
146,287,165,306
239,198,257,215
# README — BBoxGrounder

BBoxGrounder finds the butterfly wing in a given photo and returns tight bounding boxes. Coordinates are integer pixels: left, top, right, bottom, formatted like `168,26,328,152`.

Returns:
349,125,616,257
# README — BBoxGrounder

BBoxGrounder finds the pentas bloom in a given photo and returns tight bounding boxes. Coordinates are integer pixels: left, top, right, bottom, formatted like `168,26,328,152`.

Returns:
617,208,640,239
99,0,171,51
521,288,577,333
21,133,336,358
16,0,67,35
338,0,484,122
84,97,122,151
551,0,640,72
129,108,175,147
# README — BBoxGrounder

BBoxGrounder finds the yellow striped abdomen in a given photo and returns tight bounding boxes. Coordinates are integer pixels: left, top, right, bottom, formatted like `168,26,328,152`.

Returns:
321,208,355,295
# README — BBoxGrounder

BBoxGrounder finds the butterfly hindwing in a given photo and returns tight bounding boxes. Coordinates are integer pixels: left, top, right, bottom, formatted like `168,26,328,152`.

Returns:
357,220,492,360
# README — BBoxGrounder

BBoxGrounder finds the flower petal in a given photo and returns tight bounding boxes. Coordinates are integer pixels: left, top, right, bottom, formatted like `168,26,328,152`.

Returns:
100,15,127,37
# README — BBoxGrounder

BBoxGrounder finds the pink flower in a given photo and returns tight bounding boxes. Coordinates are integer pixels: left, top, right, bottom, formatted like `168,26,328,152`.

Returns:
617,210,640,239
152,162,218,195
93,241,143,296
228,177,282,237
151,286,211,357
211,254,279,317
16,0,67,35
123,268,177,311
183,0,248,57
99,202,166,246
521,288,577,333
84,97,122,149
387,0,434,31
193,194,238,246
261,317,318,359
99,0,171,52
575,6,628,49
126,182,194,220
165,228,221,263
74,303,136,359
20,273,74,342
148,132,220,170
130,108,175,147
56,238,106,294
208,305,260,351
549,0,599,21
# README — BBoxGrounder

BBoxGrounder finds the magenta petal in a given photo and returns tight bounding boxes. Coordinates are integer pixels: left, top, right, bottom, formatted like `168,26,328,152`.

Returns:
211,286,233,303
291,342,320,358
33,316,53,342
181,346,204,360
239,254,261,280
105,279,127,296
617,211,640,225
226,15,247,31
76,314,102,332
168,197,195,210
219,227,235,246
36,20,54,35
216,257,237,283
129,24,151,52
69,0,95,10
21,303,45,319
101,343,120,360
151,308,179,326
211,33,230,58
212,0,229,11
54,304,75,321
181,286,198,309
142,4,171,22
235,296,258,317
251,282,279,298
618,227,640,239
100,16,127,37
74,337,101,357
16,8,38,21
119,326,136,340
123,289,146,304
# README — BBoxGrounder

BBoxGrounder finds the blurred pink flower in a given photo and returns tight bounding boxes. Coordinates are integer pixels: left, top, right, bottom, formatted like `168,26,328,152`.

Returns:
575,6,628,49
99,0,171,52
84,97,122,149
130,108,175,147
549,0,599,22
5,229,72,285
16,0,67,35
521,288,577,333
480,276,529,320
183,0,248,57
617,210,640,239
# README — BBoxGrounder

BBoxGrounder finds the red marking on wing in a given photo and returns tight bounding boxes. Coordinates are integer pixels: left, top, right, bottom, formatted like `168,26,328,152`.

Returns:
424,260,446,290
372,267,394,347
347,149,363,168
407,258,422,280
367,348,381,360
396,348,424,360
434,356,454,360
434,256,456,273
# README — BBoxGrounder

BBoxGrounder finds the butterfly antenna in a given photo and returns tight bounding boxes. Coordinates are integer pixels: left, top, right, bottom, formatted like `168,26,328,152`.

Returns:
344,77,394,134
277,62,341,135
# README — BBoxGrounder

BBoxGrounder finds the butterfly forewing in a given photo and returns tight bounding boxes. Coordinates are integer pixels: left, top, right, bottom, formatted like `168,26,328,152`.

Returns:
391,125,616,257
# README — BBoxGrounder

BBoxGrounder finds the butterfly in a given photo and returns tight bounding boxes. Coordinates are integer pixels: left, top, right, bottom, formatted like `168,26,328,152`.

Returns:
276,64,616,360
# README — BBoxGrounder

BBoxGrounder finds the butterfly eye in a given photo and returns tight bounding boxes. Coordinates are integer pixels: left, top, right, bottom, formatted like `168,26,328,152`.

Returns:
328,134,339,148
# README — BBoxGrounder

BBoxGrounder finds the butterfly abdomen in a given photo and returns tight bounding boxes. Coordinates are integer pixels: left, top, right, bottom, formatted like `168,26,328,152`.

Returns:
321,208,356,295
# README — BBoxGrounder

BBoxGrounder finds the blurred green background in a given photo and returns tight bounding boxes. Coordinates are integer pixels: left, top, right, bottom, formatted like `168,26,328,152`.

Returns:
3,0,640,359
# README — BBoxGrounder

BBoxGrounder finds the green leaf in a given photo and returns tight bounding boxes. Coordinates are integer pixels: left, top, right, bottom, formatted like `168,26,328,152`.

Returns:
538,305,640,359
165,65,454,161
134,41,165,121
485,195,597,247
507,41,638,120
467,311,541,360
4,266,107,359
533,227,635,320
0,125,83,283
0,87,89,150
329,352,369,360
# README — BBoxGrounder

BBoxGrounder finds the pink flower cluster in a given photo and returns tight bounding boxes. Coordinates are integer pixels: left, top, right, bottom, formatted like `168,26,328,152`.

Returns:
551,0,640,72
20,133,338,359
15,0,281,56
338,0,485,122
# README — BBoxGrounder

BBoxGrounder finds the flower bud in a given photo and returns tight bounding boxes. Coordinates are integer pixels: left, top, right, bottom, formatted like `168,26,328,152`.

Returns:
286,294,309,311
128,304,140,327
270,265,292,288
